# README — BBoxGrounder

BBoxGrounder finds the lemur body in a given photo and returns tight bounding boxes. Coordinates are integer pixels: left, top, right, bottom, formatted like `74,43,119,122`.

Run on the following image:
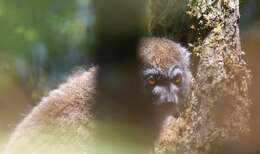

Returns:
4,38,191,154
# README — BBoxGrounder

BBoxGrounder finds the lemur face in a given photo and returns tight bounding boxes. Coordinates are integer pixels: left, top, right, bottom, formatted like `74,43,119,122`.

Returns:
139,37,191,116
143,65,188,107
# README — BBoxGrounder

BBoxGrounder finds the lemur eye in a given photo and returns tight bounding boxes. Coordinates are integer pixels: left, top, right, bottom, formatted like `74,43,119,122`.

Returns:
173,74,182,86
147,75,157,86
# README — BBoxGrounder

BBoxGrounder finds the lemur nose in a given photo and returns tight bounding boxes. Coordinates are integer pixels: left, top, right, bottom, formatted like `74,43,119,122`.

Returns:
166,101,175,105
166,95,178,104
166,98,175,104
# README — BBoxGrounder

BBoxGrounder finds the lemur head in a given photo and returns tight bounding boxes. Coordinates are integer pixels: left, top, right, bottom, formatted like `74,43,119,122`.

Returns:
139,37,191,116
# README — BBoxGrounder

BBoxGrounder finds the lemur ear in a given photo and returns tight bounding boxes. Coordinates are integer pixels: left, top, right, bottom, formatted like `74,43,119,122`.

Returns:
177,44,191,67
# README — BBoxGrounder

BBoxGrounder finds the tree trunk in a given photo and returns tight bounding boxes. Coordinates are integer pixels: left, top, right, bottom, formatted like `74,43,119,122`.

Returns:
150,0,252,153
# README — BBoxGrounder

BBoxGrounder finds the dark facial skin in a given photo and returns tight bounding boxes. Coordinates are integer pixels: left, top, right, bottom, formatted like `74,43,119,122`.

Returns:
142,64,189,118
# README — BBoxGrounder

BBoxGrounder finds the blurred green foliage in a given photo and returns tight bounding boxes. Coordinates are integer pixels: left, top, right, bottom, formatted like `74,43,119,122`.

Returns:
0,0,95,99
1,0,73,55
240,0,260,30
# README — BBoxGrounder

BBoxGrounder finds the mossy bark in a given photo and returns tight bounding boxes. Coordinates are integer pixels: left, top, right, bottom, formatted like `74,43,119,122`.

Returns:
150,0,252,153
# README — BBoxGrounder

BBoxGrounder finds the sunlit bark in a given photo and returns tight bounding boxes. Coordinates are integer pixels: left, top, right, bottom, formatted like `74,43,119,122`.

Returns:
150,0,252,153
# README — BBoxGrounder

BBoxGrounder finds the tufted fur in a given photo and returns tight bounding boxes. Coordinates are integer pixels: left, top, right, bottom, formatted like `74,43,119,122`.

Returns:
4,38,191,154
140,38,190,70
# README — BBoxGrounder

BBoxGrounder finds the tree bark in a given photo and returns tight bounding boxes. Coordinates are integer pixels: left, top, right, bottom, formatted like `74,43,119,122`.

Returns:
150,0,252,153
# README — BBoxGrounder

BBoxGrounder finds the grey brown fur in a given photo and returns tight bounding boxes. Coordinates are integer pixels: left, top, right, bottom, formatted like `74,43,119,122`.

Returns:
4,37,191,154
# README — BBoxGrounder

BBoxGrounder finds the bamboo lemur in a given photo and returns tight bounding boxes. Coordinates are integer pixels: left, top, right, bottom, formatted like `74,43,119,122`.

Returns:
4,37,191,154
